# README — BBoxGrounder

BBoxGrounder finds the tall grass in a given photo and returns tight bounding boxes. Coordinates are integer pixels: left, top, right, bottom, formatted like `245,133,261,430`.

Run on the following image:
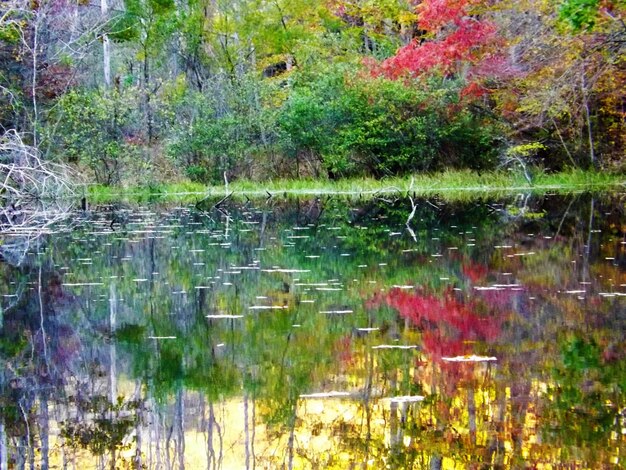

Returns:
87,169,625,203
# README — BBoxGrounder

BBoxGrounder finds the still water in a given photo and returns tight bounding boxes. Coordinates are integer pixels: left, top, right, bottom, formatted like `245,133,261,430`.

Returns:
0,192,624,469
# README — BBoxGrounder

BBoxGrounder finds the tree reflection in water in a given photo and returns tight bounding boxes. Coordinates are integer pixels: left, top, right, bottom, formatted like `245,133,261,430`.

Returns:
0,193,624,468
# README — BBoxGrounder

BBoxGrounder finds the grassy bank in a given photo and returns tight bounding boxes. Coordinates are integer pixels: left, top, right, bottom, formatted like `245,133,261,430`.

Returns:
86,169,625,203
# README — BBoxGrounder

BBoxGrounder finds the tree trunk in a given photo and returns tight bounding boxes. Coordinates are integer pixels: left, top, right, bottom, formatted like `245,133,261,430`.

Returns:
109,282,117,470
580,64,595,167
467,386,476,445
244,394,250,470
175,388,185,470
0,421,7,470
109,282,117,404
31,18,39,147
143,44,153,143
40,391,50,470
134,381,143,469
102,0,111,88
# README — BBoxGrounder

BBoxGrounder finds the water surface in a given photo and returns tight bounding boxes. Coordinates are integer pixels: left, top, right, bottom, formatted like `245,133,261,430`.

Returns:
0,192,625,469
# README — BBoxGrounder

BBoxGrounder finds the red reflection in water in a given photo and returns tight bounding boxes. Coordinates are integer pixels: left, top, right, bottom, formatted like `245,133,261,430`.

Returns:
384,288,500,359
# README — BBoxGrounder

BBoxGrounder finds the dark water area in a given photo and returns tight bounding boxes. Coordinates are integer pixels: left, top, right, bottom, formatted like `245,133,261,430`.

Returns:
0,192,625,469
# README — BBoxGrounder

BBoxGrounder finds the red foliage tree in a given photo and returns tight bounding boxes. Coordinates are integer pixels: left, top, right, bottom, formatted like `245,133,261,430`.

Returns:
375,0,517,95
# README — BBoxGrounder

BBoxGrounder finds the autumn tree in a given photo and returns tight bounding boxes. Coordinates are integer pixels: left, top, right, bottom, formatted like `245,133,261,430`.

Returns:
499,0,626,168
374,0,516,96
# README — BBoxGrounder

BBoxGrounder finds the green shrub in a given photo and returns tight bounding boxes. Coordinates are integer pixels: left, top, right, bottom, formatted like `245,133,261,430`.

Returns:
163,79,273,183
47,88,141,185
277,66,502,178
185,164,209,183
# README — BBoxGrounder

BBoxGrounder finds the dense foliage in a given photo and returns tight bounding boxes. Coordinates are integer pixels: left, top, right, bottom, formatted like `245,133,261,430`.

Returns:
0,0,624,184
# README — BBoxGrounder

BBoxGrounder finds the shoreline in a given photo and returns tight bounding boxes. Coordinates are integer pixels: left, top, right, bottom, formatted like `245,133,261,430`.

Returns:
85,170,626,202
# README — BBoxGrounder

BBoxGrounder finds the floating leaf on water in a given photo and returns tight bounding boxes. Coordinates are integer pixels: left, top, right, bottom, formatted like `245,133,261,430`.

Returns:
62,282,104,286
387,395,425,404
299,391,352,399
206,315,243,319
262,269,311,273
249,306,288,310
442,355,497,362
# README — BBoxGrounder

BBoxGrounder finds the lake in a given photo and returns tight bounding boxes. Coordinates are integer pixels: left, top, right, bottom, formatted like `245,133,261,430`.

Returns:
0,191,624,469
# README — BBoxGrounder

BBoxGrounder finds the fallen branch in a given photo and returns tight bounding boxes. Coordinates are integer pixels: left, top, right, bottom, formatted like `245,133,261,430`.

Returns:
1,130,78,258
1,130,77,203
406,177,418,242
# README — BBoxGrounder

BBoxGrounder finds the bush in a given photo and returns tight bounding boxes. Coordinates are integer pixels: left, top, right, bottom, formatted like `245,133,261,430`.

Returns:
277,66,502,177
47,88,141,185
185,164,209,183
163,78,274,183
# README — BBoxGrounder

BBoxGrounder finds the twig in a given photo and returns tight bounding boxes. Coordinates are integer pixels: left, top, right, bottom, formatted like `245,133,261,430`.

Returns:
213,191,233,209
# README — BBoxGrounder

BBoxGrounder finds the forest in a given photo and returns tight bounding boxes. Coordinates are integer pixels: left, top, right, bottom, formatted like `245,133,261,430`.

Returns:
1,2,626,467
0,0,625,188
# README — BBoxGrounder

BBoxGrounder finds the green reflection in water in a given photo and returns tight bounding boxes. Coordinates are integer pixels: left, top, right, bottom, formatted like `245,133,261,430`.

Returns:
0,193,624,469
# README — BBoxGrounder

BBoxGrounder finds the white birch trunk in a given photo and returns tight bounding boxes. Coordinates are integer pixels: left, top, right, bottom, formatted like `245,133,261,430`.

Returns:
101,0,111,88
0,421,7,470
